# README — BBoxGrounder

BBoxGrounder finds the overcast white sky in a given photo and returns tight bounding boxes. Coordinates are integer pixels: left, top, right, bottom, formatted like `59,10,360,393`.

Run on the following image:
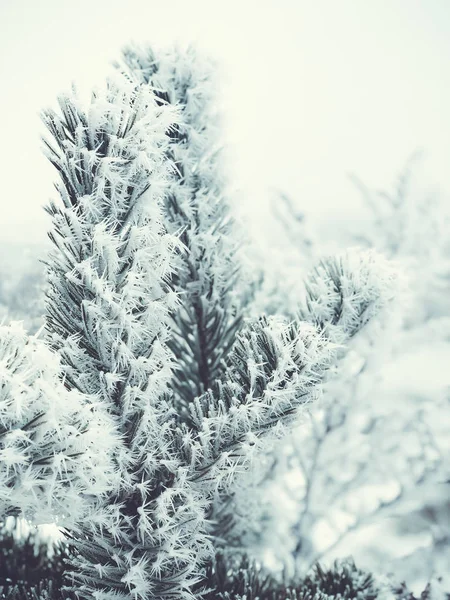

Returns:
1,0,449,244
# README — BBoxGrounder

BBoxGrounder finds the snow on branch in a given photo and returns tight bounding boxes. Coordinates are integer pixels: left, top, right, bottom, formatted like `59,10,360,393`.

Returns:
175,250,397,498
184,249,398,554
299,249,399,344
0,323,118,526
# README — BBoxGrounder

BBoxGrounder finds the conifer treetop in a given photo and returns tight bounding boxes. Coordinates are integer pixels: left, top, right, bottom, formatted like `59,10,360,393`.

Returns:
118,45,244,415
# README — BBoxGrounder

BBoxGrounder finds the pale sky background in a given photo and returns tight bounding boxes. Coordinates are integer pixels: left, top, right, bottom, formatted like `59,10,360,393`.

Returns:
0,0,449,245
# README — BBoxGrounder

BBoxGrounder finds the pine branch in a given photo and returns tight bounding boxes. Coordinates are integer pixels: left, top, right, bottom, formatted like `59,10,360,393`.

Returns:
176,251,396,493
175,316,335,493
118,45,244,420
298,249,398,343
0,323,117,526
200,250,398,546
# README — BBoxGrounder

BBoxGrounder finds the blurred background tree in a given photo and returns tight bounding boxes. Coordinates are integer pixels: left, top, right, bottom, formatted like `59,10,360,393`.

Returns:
242,155,450,594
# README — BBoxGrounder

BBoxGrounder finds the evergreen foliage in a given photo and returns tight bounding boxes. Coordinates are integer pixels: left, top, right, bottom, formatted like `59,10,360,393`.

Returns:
177,245,397,497
298,249,397,342
197,553,378,600
0,323,117,525
118,45,243,420
0,521,72,600
0,45,399,600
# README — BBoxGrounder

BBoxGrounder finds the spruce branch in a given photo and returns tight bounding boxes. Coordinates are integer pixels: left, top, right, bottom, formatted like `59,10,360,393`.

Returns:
175,317,335,493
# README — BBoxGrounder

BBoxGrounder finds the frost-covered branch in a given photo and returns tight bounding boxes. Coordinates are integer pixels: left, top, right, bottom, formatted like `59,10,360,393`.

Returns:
0,323,117,526
176,251,396,500
118,45,243,419
175,317,335,492
298,249,398,343
202,250,398,550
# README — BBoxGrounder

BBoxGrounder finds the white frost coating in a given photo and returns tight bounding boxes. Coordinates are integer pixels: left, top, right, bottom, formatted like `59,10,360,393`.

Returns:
299,248,401,345
0,322,119,525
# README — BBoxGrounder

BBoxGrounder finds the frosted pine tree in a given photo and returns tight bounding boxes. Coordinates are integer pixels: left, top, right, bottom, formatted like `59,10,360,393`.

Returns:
40,67,339,598
0,45,399,600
